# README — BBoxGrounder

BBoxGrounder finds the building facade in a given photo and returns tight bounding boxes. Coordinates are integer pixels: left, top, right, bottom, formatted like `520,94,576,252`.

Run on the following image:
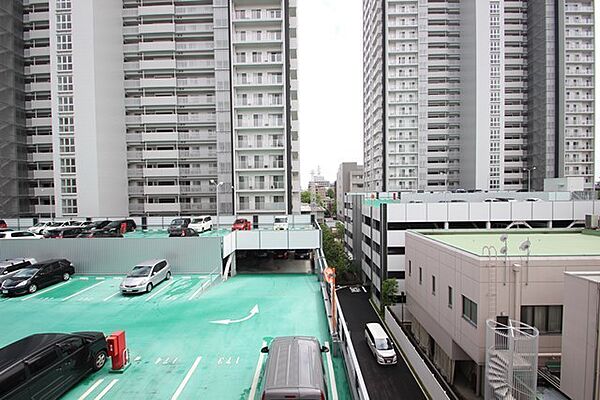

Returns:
335,162,363,219
362,0,595,193
17,0,300,218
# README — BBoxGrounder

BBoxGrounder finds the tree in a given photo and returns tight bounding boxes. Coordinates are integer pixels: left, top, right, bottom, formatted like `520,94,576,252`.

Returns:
326,188,335,199
320,223,350,275
333,221,345,241
381,278,399,309
301,191,311,204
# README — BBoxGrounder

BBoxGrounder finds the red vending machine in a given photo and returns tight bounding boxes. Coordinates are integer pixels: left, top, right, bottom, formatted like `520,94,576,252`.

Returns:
106,331,129,372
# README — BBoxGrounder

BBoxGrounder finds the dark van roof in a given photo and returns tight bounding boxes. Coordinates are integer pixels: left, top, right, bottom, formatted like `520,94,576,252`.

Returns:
264,336,324,392
0,334,69,373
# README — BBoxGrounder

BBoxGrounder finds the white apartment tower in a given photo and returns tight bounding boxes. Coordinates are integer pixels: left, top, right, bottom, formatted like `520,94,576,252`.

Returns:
362,0,595,193
19,0,300,218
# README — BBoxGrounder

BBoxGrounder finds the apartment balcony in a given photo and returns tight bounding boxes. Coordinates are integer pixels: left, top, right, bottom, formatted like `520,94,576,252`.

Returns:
235,123,284,130
177,78,215,88
25,82,51,92
142,114,178,124
180,185,214,194
180,168,218,177
24,47,50,58
29,187,54,197
175,23,212,34
236,161,284,170
176,60,215,70
26,117,52,128
176,42,214,52
178,96,215,106
27,153,53,162
233,57,283,66
141,96,177,107
179,150,217,159
140,78,177,88
175,5,213,15
24,29,49,41
24,64,50,75
179,131,217,141
178,114,216,124
235,77,283,87
144,203,181,213
26,100,51,110
232,12,282,23
181,203,216,212
143,149,179,159
139,23,175,35
23,11,49,23
139,41,176,52
237,182,285,192
30,170,54,180
138,5,175,16
140,59,176,70
144,185,181,195
132,132,178,142
235,101,284,109
142,167,180,177
238,202,286,212
27,135,52,145
565,5,593,13
237,141,284,150
34,205,55,215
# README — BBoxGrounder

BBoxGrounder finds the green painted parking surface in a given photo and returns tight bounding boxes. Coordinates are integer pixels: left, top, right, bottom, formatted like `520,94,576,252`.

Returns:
0,274,351,400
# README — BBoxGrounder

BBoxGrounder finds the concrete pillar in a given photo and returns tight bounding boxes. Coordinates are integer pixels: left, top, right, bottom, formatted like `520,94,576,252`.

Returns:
444,221,449,229
475,364,483,396
230,254,237,277
486,221,491,229
548,220,553,228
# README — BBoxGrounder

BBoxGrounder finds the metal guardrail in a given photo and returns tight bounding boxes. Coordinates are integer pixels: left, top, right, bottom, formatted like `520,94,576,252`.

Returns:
313,223,369,400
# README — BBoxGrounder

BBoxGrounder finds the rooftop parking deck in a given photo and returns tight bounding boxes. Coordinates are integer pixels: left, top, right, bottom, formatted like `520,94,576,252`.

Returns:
0,274,350,400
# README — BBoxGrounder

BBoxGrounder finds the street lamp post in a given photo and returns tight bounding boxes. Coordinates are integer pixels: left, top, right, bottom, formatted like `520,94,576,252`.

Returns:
523,166,536,192
210,180,224,230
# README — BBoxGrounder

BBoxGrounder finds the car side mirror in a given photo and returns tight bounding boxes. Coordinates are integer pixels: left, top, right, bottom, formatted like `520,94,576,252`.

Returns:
152,272,157,276
321,345,329,353
2,271,7,275
260,346,269,353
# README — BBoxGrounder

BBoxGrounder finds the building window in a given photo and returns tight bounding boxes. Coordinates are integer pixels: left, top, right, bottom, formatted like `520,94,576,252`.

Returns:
408,260,411,276
56,14,72,31
60,158,76,174
59,137,75,153
418,267,422,285
58,117,74,135
62,198,77,214
56,34,72,51
521,305,563,334
388,247,405,255
56,0,71,10
58,96,73,112
462,296,478,326
448,286,453,308
61,178,77,194
58,75,73,92
57,55,72,71
432,275,436,295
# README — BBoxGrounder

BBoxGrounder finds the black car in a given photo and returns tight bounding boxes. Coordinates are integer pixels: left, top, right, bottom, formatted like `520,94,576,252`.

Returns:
102,219,136,233
1,259,75,296
168,227,199,237
83,220,112,231
78,230,123,238
44,227,85,239
0,332,107,400
167,218,191,234
294,249,312,260
273,250,289,260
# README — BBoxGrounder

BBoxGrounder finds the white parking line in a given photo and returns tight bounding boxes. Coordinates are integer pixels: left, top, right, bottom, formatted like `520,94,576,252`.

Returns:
145,279,175,301
171,356,202,400
77,378,104,400
324,341,338,400
92,379,118,400
103,292,120,302
248,341,267,400
21,281,71,301
188,279,210,301
62,281,105,301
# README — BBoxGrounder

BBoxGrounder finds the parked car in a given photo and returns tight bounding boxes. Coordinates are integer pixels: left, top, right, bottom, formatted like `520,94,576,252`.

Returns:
232,218,251,231
260,336,329,400
84,220,112,231
168,227,199,237
120,259,171,294
365,322,397,365
0,228,13,232
28,222,53,235
484,198,500,203
0,220,6,229
78,230,123,238
167,218,191,234
294,249,311,260
44,227,86,239
0,258,37,286
189,216,213,233
0,332,107,400
273,250,289,260
1,259,75,296
273,216,289,231
102,219,136,233
526,197,542,202
0,231,42,240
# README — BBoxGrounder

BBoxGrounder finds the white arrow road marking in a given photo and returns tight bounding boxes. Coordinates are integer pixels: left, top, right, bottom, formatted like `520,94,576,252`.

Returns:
248,341,267,400
210,305,259,325
77,378,104,400
92,379,118,400
63,281,104,301
171,356,202,400
324,342,338,400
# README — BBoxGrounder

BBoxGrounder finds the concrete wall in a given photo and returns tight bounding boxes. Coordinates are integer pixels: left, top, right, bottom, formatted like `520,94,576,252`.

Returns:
560,272,600,400
405,231,600,364
0,237,223,275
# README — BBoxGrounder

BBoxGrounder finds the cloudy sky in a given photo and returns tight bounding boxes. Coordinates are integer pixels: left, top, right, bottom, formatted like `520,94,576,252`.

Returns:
297,1,600,187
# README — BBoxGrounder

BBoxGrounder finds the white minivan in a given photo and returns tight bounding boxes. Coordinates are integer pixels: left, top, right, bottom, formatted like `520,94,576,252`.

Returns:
365,322,397,365
273,216,289,231
189,216,213,233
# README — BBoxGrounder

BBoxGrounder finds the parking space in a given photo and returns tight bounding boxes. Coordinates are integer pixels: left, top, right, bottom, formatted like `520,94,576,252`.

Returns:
0,274,350,400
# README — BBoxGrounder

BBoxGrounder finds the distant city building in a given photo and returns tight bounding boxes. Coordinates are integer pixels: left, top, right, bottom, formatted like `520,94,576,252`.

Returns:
335,162,363,219
362,0,595,193
308,174,332,200
12,0,300,218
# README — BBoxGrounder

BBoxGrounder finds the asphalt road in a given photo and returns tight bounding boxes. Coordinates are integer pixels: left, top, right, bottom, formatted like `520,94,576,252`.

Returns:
338,287,427,400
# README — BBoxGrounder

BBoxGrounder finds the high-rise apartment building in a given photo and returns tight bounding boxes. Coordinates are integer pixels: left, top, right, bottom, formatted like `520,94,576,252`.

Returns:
335,162,363,219
15,0,300,218
362,0,595,193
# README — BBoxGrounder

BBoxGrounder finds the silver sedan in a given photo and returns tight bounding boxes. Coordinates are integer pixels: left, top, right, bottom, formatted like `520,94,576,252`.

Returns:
120,259,171,294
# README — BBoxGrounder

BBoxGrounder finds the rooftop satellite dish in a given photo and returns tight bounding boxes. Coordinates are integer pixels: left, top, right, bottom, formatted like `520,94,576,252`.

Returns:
519,239,531,252
500,246,507,255
500,234,508,243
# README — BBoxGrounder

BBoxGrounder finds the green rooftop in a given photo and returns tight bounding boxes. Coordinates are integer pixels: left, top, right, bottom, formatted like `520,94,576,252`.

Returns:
419,230,600,257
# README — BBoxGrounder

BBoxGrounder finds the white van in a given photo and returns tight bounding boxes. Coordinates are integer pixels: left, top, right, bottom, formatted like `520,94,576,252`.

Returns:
273,216,289,231
189,216,213,233
365,323,397,365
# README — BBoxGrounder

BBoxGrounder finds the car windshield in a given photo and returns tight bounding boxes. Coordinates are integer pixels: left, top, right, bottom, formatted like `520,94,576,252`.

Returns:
47,222,62,227
105,221,123,229
13,268,39,278
234,219,246,224
191,218,203,223
128,266,151,277
375,338,392,350
171,219,186,226
33,223,45,227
